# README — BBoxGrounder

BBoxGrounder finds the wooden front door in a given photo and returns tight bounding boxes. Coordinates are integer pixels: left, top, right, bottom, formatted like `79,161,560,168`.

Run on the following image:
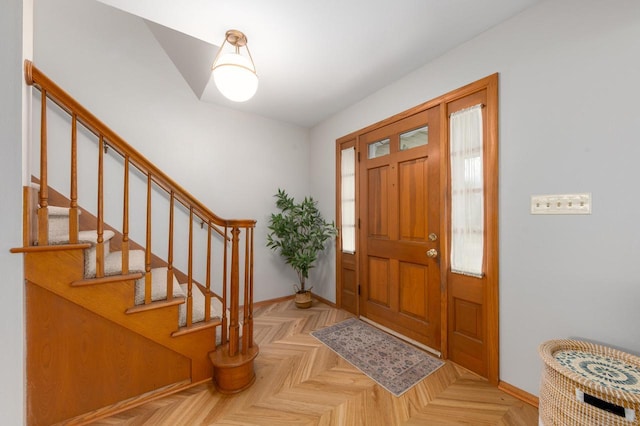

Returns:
358,106,441,351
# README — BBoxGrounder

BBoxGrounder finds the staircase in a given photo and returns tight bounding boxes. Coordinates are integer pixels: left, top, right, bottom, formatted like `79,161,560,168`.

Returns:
13,61,258,425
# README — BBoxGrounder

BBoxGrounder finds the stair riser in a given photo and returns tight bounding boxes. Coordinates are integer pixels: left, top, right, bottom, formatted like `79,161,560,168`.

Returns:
25,247,86,284
48,214,78,244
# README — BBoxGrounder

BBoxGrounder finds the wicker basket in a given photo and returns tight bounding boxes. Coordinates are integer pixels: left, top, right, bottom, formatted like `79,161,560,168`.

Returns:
539,339,640,425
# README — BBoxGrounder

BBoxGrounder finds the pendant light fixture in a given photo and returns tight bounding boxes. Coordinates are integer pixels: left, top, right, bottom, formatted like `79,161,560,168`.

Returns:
211,29,258,102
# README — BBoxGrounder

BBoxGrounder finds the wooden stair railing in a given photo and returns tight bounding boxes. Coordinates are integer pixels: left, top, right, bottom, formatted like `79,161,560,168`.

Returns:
23,60,258,393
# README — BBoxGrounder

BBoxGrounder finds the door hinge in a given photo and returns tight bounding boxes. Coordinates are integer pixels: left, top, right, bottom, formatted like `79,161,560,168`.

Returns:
358,284,361,295
357,151,361,162
358,218,361,229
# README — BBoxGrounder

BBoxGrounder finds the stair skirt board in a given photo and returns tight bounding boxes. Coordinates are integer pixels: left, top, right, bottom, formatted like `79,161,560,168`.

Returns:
26,281,192,426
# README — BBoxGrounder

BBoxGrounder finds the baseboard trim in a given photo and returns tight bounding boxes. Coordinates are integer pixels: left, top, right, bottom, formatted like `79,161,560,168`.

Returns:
252,292,336,309
311,292,336,308
498,380,539,408
63,379,194,425
252,294,294,308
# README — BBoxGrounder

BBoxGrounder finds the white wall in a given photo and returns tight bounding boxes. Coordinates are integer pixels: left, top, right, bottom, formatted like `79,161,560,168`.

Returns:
34,0,312,301
310,0,640,396
0,0,27,423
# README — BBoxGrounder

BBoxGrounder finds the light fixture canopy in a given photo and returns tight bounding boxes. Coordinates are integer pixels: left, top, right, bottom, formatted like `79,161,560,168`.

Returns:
211,29,258,102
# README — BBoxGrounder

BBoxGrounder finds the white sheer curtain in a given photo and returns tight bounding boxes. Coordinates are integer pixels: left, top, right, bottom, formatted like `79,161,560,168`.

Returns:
340,147,356,253
450,104,484,277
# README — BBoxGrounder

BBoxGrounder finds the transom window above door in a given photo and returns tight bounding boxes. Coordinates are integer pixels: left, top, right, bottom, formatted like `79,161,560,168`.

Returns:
400,126,428,151
367,125,429,159
368,138,390,159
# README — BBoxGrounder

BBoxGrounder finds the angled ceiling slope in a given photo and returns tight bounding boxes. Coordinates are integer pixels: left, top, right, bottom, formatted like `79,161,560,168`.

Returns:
99,0,544,128
146,20,217,100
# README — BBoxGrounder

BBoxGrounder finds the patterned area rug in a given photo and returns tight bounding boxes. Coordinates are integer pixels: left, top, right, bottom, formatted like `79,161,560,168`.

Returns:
311,318,444,396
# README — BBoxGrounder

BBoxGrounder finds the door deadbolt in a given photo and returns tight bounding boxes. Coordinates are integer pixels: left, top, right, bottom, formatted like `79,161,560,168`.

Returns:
428,233,438,241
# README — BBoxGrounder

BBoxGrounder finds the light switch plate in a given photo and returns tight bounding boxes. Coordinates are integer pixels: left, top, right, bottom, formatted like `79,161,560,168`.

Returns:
531,193,591,215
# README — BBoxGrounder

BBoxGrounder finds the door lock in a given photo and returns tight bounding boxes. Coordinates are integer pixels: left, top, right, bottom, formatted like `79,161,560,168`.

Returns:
428,233,438,241
426,248,438,258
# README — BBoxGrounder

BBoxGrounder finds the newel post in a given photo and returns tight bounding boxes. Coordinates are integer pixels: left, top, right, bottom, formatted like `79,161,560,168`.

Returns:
209,224,259,394
228,226,241,357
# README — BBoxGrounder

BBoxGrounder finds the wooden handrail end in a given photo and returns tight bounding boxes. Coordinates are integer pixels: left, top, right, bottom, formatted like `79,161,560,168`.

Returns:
24,59,33,86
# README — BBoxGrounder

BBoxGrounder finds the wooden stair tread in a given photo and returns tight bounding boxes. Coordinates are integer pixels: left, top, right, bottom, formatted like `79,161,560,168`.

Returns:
172,317,223,337
10,242,92,253
125,296,186,314
71,272,144,287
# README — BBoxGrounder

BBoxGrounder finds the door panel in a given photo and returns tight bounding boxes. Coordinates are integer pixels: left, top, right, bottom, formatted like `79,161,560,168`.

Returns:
399,262,428,319
368,257,391,306
359,107,441,351
398,158,427,241
340,254,357,313
366,166,390,238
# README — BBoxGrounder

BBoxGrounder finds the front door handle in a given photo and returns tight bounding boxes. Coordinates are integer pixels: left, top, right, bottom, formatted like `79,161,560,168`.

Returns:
426,248,438,258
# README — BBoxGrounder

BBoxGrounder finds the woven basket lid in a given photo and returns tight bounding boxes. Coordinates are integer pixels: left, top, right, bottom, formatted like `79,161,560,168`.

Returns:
539,339,640,402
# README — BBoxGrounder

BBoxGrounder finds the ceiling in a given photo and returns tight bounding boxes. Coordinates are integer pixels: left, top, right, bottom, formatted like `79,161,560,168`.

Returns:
96,0,542,128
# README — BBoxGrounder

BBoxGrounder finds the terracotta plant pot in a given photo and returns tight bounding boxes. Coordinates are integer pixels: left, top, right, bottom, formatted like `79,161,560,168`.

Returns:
294,291,312,309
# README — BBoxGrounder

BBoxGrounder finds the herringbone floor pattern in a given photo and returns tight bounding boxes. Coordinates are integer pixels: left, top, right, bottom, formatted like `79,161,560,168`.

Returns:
92,300,538,425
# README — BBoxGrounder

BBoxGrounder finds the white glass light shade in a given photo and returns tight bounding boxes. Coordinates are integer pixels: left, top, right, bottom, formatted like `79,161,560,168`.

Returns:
212,53,258,102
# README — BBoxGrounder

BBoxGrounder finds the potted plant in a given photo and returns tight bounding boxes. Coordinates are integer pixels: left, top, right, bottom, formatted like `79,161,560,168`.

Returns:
266,189,338,308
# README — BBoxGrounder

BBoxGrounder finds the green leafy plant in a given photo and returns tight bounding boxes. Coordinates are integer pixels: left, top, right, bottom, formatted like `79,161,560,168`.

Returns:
266,188,338,294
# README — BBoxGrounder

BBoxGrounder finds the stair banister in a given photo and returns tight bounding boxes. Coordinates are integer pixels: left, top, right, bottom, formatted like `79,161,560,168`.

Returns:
96,135,105,278
37,87,48,246
166,191,175,301
187,207,194,326
24,60,258,395
144,173,153,304
205,220,212,321
24,60,253,232
222,225,229,344
122,155,130,273
69,114,79,244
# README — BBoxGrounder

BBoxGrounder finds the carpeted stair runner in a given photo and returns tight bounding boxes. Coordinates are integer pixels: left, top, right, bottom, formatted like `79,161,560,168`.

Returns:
44,205,227,330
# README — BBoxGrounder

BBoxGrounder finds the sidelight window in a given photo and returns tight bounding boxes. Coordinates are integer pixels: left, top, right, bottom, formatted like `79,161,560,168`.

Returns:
450,104,484,277
340,147,356,253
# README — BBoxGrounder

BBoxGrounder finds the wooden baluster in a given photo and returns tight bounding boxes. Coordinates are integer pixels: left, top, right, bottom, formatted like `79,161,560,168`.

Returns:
187,207,194,326
96,135,105,278
37,89,49,246
69,114,79,244
166,192,174,301
228,226,240,357
205,220,212,321
121,156,130,273
247,226,255,349
222,226,228,345
242,227,250,354
144,173,152,304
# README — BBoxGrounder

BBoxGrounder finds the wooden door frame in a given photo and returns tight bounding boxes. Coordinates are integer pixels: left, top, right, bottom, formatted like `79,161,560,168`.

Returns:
336,74,499,384
335,137,358,315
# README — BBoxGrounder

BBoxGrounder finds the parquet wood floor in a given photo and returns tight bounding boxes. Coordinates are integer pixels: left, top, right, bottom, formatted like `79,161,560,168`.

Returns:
92,300,538,425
